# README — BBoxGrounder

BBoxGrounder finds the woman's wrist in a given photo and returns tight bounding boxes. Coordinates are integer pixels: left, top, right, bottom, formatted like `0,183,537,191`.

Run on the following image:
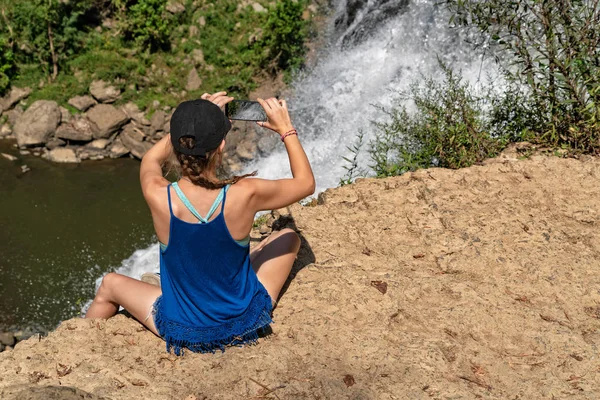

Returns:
280,129,298,142
277,126,295,136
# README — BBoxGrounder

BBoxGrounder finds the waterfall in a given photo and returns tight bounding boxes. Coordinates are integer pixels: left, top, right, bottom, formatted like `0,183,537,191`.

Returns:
244,0,493,192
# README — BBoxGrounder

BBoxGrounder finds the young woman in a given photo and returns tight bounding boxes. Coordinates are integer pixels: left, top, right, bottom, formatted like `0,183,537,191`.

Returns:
85,92,315,354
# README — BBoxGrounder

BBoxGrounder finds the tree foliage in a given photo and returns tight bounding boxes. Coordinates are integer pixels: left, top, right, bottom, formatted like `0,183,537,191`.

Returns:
113,0,172,51
445,0,600,152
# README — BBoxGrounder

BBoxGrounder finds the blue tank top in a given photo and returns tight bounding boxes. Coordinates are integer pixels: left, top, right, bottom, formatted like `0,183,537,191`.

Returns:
153,183,273,355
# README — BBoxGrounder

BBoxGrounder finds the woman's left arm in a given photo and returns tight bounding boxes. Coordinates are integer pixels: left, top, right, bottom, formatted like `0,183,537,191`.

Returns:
140,134,172,198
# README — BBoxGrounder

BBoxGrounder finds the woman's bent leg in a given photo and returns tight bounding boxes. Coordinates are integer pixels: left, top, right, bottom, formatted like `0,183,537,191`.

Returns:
85,272,162,336
250,228,301,303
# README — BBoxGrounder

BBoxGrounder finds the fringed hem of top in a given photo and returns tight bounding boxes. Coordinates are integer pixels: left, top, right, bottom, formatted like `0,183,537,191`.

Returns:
153,290,273,355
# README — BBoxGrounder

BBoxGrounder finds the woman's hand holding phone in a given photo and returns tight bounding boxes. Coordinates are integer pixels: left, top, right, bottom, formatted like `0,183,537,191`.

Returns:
201,91,234,111
256,97,294,137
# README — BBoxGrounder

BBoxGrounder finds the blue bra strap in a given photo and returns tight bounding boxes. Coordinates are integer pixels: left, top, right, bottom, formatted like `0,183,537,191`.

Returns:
167,184,174,216
221,184,230,213
172,182,207,223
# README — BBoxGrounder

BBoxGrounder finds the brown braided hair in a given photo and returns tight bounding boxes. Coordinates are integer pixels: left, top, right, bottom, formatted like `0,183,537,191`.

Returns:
173,136,256,189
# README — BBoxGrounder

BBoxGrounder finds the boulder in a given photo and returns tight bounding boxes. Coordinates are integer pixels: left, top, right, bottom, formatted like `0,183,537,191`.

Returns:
55,117,94,142
235,140,257,161
13,100,61,147
59,106,72,124
86,139,110,150
252,2,266,12
1,153,17,162
5,106,23,126
47,147,80,163
150,110,166,135
122,102,150,126
185,67,202,91
0,124,11,138
46,138,66,150
68,95,96,111
191,49,205,65
109,138,130,158
189,25,199,38
0,332,16,346
89,80,121,103
86,104,129,139
257,134,278,154
166,0,185,14
120,130,152,159
0,87,32,111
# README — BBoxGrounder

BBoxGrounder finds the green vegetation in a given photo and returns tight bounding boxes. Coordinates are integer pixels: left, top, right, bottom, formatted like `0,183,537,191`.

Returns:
0,0,311,107
345,0,599,184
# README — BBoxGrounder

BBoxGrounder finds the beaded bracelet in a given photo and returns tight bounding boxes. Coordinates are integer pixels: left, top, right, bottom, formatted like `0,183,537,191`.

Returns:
280,129,298,142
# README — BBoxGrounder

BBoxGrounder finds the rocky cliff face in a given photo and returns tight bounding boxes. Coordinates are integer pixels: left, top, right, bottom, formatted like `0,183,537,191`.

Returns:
1,147,599,399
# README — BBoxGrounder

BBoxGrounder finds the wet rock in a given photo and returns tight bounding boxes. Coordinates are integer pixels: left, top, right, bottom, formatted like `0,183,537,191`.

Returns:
13,100,61,147
21,164,30,173
89,80,121,103
185,67,202,91
86,139,110,150
235,140,257,161
68,95,96,112
166,0,185,14
46,138,66,150
120,130,152,159
48,147,80,163
86,104,129,139
109,138,130,158
257,134,278,154
55,117,94,142
1,153,17,161
0,87,32,111
122,102,151,126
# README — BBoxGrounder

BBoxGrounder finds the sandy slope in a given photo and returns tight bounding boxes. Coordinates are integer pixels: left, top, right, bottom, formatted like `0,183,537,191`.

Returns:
1,145,600,399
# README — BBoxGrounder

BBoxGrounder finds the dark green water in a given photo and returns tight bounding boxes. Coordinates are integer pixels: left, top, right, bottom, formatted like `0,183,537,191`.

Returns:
0,139,156,332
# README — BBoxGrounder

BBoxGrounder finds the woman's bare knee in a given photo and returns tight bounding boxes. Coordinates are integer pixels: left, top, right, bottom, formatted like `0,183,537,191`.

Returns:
97,272,120,300
279,228,301,254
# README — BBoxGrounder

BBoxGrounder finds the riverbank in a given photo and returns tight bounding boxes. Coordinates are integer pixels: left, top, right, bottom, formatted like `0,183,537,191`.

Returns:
1,145,599,398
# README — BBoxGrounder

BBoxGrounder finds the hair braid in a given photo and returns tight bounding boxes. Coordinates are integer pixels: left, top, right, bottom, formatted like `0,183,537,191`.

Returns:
173,137,256,189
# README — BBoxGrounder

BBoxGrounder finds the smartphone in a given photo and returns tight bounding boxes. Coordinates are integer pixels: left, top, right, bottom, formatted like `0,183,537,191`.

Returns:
225,100,267,122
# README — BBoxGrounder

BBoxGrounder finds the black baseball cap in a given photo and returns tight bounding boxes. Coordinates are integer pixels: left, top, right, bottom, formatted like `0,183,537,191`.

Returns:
170,99,231,156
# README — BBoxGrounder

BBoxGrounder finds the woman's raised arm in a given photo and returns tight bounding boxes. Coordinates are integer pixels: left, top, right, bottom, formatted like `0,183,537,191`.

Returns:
140,135,172,198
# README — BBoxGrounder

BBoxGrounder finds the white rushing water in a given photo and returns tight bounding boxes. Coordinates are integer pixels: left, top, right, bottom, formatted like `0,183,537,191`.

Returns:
83,0,495,307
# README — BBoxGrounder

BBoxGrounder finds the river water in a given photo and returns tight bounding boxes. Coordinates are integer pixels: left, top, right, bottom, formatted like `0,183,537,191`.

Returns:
0,0,492,332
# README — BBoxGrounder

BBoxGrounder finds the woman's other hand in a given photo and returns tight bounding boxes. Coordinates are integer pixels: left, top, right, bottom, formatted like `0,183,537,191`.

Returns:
256,97,294,136
201,91,234,111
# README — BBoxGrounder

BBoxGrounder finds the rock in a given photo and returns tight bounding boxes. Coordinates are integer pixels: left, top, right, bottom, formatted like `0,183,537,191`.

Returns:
252,2,266,12
86,139,110,150
89,80,121,103
68,95,96,111
248,28,263,45
47,148,80,163
20,164,30,173
152,100,161,109
166,0,185,14
46,138,66,150
122,102,151,126
109,138,129,158
5,106,23,126
150,111,166,135
121,123,145,141
13,100,61,147
189,25,199,38
120,130,152,159
1,153,17,161
59,106,72,124
86,104,129,139
19,150,30,155
257,134,278,154
191,49,205,65
235,140,257,161
162,120,171,134
185,67,202,91
55,117,94,142
0,124,11,137
0,87,32,111
197,15,206,26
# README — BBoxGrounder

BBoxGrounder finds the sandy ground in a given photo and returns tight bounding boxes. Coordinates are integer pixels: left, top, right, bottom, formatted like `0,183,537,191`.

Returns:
1,145,600,399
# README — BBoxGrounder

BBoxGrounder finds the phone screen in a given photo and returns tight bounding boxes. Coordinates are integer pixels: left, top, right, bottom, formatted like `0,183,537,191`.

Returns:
226,100,267,122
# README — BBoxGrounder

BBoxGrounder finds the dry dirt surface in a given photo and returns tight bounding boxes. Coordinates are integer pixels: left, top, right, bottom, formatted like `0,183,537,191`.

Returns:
1,146,600,399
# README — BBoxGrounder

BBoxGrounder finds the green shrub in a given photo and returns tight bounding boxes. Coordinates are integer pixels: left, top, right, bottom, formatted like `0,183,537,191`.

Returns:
445,0,600,152
0,36,15,95
368,64,506,177
113,0,172,51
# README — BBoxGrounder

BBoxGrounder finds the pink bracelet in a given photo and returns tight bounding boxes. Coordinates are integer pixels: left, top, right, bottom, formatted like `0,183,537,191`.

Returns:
280,129,298,142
